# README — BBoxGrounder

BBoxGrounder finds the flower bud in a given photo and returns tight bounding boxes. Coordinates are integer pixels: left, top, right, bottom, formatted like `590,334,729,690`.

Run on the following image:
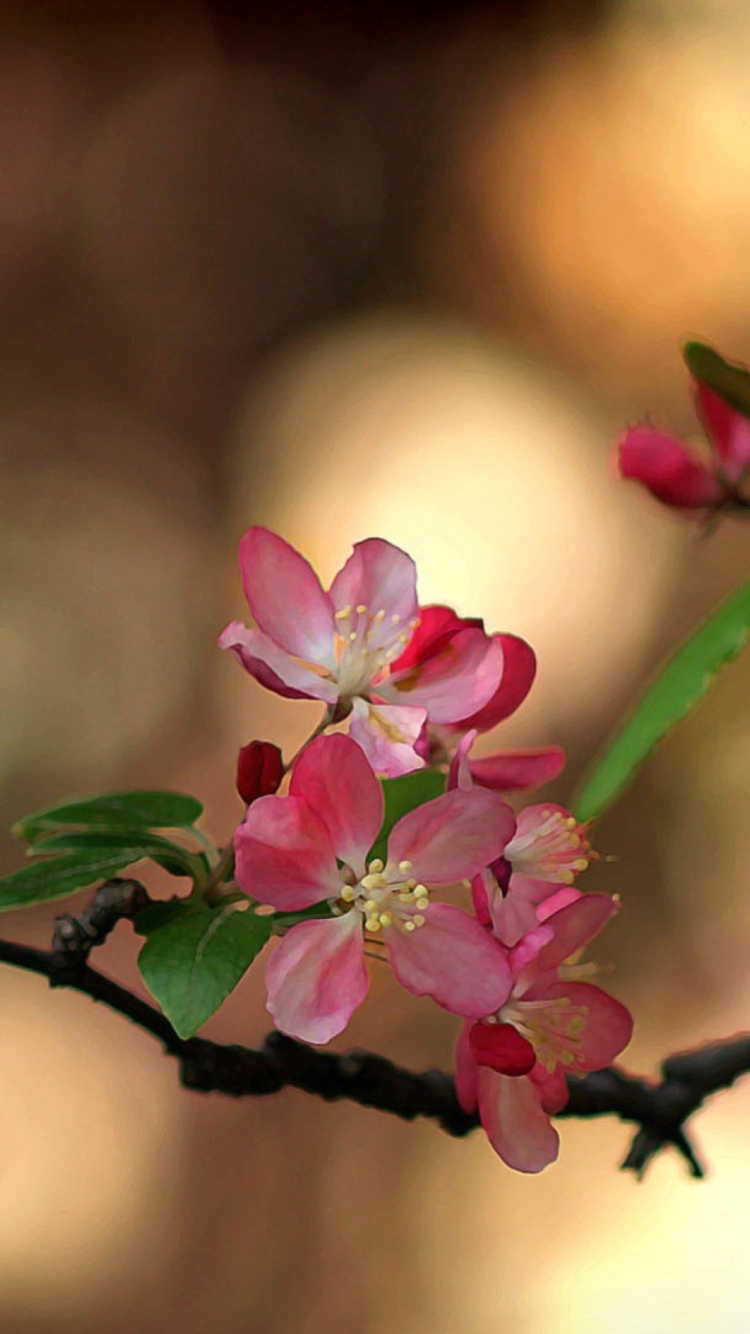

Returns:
236,740,284,806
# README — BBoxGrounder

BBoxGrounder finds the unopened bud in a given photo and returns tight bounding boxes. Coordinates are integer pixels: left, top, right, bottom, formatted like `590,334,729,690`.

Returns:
236,740,284,806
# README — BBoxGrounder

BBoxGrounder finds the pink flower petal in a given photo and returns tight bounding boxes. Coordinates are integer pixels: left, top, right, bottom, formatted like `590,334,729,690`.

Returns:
477,1068,560,1172
383,628,504,724
489,888,540,947
530,1065,570,1114
469,1020,536,1076
388,788,515,884
532,981,633,1071
235,794,341,911
618,426,724,508
329,538,418,653
386,902,512,1017
533,892,619,973
458,634,537,732
218,622,338,704
507,923,554,975
392,604,480,673
265,913,369,1044
448,729,477,792
238,527,336,665
468,746,566,793
289,733,384,877
455,1021,479,1112
694,381,750,481
471,869,492,925
536,886,582,920
348,697,427,777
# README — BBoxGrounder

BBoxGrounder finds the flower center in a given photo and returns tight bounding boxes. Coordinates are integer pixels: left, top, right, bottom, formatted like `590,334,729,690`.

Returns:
505,809,593,885
333,603,419,699
338,857,430,933
497,994,589,1074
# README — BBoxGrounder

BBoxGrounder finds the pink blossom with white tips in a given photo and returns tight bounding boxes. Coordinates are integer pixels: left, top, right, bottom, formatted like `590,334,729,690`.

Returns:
234,733,516,1044
219,529,504,777
455,893,633,1173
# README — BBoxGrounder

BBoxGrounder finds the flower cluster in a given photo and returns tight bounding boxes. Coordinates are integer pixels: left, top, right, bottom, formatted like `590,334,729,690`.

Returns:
221,528,632,1172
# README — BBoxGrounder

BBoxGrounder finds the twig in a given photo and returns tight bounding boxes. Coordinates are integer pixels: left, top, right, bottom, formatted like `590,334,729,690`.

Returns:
0,881,747,1177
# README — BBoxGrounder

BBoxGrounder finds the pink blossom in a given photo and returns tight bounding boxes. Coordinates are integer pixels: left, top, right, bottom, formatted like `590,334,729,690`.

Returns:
450,737,578,944
392,605,537,733
455,894,633,1172
618,377,750,513
234,732,516,1044
219,530,504,777
403,610,564,797
481,803,595,947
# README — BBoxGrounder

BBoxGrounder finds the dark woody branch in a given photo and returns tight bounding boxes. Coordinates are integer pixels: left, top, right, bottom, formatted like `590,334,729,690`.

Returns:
0,880,747,1178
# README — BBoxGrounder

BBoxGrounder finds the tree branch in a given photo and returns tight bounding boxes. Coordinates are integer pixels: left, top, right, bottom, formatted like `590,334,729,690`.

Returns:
0,882,747,1177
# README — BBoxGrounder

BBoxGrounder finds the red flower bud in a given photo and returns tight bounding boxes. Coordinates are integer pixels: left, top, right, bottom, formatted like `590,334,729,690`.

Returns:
469,1020,536,1077
236,740,284,806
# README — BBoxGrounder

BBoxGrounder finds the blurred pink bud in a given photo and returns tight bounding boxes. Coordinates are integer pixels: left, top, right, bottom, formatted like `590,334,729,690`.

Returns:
618,370,750,514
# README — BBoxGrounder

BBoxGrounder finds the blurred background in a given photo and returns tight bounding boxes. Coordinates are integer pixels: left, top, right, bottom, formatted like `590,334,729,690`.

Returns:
1,0,750,1329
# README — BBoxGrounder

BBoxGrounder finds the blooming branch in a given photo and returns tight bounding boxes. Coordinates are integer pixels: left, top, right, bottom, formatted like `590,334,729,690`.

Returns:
0,880,746,1180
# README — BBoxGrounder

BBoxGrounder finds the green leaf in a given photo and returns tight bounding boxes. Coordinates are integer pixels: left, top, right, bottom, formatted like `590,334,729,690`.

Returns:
683,342,750,419
0,849,178,913
29,830,204,878
574,577,750,823
134,898,196,936
138,906,273,1037
14,790,204,845
368,768,446,864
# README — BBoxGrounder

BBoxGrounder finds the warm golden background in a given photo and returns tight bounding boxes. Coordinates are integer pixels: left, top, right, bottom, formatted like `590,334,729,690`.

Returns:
1,1,750,1330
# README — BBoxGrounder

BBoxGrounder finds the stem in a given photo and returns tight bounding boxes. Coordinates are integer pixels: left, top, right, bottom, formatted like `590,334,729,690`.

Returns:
283,707,334,773
202,843,236,905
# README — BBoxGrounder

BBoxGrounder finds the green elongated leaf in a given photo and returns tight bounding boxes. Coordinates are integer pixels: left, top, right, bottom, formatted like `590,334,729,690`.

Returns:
29,830,204,878
0,848,177,912
368,767,446,864
138,906,273,1037
574,576,750,824
14,790,203,845
683,342,750,419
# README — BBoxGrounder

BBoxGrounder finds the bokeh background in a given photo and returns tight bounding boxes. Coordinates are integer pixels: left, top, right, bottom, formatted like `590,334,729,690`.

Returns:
1,0,750,1330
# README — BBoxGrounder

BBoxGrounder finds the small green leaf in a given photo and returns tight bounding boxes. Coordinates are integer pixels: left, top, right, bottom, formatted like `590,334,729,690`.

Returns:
0,849,174,913
368,768,446,864
29,830,204,878
683,342,750,419
134,898,196,936
14,790,204,845
138,906,273,1037
574,576,750,823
